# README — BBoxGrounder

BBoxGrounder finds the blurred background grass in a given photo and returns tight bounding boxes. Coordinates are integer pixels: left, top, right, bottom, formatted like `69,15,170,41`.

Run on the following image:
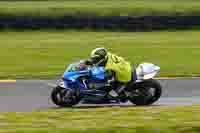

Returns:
0,0,200,16
0,30,200,79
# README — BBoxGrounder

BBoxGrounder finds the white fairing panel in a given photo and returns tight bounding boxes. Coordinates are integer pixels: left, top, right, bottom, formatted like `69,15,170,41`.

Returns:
136,63,160,80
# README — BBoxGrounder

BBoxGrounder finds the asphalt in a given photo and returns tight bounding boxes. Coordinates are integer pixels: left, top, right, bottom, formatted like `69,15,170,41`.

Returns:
0,79,200,112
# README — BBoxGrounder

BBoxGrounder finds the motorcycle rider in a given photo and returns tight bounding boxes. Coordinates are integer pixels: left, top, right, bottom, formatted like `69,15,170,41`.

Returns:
85,47,132,97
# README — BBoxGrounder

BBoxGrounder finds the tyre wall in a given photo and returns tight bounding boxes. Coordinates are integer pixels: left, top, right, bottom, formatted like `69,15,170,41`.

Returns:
0,16,200,31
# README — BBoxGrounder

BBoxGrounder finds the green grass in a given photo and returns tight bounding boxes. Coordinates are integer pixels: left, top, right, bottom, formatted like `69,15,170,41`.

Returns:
1,106,200,133
0,30,200,79
0,0,200,16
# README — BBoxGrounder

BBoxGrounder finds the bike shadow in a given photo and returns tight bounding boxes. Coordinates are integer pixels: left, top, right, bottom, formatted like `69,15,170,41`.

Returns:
48,103,162,110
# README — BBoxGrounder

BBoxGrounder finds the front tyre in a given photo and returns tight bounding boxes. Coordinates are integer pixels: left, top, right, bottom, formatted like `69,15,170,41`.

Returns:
51,86,79,107
129,79,162,106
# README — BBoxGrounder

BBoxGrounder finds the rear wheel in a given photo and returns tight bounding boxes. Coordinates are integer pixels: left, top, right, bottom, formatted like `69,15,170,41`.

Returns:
128,79,162,105
51,86,79,107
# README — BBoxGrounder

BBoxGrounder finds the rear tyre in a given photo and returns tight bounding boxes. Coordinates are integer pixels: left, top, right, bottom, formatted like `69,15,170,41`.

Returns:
129,79,162,106
51,86,79,107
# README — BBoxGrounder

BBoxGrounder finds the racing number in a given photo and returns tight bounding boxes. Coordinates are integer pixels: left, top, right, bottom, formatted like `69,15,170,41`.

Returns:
111,55,120,64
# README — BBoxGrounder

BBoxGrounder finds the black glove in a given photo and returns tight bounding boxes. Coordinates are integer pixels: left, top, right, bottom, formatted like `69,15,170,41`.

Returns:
84,60,93,66
105,70,115,85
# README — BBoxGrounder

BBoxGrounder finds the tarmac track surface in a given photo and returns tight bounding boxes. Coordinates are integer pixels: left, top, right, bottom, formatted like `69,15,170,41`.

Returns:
0,79,200,112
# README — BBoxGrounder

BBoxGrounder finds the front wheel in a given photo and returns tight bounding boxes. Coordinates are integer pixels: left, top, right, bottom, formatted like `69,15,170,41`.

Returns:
128,79,162,106
51,86,80,107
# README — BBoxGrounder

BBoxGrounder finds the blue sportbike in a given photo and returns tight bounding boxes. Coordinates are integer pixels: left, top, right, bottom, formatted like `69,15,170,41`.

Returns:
51,61,162,107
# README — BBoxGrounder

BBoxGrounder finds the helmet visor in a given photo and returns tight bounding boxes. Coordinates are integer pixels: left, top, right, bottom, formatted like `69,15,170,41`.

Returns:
91,55,102,64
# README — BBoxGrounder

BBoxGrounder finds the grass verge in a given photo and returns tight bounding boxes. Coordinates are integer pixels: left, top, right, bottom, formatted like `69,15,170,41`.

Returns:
0,30,200,79
0,0,200,16
1,105,200,133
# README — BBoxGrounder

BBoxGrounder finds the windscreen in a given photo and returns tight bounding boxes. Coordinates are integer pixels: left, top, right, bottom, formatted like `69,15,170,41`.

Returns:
66,62,88,72
66,63,79,72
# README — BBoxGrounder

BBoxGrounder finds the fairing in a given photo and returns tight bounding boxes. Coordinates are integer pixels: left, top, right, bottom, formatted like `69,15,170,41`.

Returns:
135,63,160,81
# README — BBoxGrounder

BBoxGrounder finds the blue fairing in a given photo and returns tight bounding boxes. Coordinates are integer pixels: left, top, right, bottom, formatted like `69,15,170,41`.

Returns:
62,65,106,89
63,70,89,82
90,67,106,81
63,67,106,82
61,63,109,102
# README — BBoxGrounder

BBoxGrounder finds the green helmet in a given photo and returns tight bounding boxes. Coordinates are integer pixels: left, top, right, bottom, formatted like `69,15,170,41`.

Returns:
90,47,108,66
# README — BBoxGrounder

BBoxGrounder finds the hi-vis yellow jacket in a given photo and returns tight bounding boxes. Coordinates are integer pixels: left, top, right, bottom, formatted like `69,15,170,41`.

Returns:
105,52,132,83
